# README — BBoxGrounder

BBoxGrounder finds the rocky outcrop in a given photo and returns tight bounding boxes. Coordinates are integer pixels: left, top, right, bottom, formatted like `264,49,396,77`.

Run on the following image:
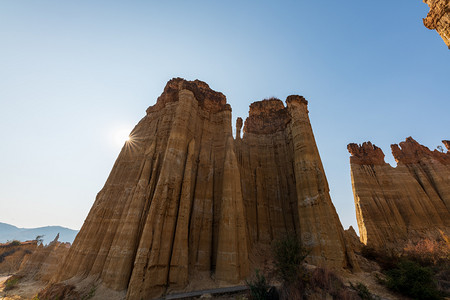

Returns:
348,137,450,250
0,241,36,274
344,226,363,253
423,0,450,49
18,234,70,282
56,78,356,299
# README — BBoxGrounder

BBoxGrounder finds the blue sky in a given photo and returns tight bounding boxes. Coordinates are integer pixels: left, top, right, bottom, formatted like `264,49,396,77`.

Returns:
0,1,448,230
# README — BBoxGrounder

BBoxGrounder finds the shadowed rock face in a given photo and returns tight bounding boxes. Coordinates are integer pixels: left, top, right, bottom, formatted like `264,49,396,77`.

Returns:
423,0,450,49
236,96,354,268
348,137,450,250
56,78,356,299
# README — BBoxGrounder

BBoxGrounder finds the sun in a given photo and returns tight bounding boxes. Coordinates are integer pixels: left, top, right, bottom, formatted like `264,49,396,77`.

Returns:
114,129,131,146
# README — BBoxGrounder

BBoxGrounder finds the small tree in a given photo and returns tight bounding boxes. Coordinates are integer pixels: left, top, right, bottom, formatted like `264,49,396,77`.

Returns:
272,234,309,284
35,235,44,246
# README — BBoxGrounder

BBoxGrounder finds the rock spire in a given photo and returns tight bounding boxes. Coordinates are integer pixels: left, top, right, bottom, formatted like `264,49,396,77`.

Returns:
56,78,356,299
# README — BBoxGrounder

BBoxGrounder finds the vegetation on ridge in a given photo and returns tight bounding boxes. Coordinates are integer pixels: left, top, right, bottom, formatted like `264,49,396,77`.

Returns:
361,237,450,300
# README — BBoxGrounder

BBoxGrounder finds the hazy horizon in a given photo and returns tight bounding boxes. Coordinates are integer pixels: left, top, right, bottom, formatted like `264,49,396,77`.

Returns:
1,1,448,231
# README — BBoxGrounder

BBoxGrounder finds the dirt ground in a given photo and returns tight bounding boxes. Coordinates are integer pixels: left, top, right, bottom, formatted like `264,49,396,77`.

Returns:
0,274,43,300
0,266,406,300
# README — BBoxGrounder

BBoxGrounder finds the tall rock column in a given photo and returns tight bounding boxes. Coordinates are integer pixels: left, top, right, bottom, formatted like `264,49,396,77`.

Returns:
56,78,249,300
235,97,356,270
215,137,249,282
287,96,354,268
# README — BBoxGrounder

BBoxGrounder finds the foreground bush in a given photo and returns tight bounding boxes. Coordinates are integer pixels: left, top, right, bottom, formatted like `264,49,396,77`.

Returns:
385,259,443,300
4,275,22,291
246,269,270,300
272,234,309,284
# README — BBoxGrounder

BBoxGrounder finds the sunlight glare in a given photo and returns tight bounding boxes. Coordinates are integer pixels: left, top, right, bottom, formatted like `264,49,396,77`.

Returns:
115,129,131,146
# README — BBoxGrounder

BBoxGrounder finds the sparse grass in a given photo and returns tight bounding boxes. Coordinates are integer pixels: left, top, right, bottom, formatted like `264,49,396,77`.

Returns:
309,267,359,300
246,269,269,300
350,282,380,300
4,275,22,291
81,285,96,300
263,97,281,102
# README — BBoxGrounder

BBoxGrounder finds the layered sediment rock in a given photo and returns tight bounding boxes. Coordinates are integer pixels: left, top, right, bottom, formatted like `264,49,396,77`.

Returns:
56,78,356,299
17,234,70,282
235,97,354,268
423,0,450,49
348,137,450,250
0,241,36,274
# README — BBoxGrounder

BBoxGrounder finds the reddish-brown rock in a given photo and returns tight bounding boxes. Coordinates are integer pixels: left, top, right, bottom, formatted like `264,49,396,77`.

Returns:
348,137,450,250
55,79,357,299
18,234,70,282
423,0,450,49
236,96,355,268
0,241,36,274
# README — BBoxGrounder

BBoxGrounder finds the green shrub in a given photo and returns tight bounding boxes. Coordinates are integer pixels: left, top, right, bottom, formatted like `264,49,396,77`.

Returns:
350,282,380,300
246,269,269,300
272,234,309,283
9,240,21,246
385,259,443,300
4,275,21,291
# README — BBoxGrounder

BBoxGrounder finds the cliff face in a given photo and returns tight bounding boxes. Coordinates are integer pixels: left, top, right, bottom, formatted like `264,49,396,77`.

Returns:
423,0,450,49
56,78,355,299
235,97,354,268
18,235,70,282
0,241,36,274
348,137,450,250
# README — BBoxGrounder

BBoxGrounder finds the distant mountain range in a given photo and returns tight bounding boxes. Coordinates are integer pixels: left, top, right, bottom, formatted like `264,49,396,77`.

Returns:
0,222,78,245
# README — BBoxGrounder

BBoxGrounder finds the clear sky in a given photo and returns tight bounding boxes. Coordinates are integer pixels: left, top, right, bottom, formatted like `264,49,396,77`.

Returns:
0,1,448,231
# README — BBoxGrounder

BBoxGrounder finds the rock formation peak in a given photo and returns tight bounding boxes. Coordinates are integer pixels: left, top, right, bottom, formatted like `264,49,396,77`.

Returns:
347,142,386,165
243,95,308,135
244,98,289,134
147,77,230,114
391,137,450,165
443,140,450,150
55,79,356,299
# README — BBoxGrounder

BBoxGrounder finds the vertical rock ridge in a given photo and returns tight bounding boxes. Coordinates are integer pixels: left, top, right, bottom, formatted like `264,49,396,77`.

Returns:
348,138,450,250
235,95,356,270
287,97,355,268
56,79,357,299
215,137,249,282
